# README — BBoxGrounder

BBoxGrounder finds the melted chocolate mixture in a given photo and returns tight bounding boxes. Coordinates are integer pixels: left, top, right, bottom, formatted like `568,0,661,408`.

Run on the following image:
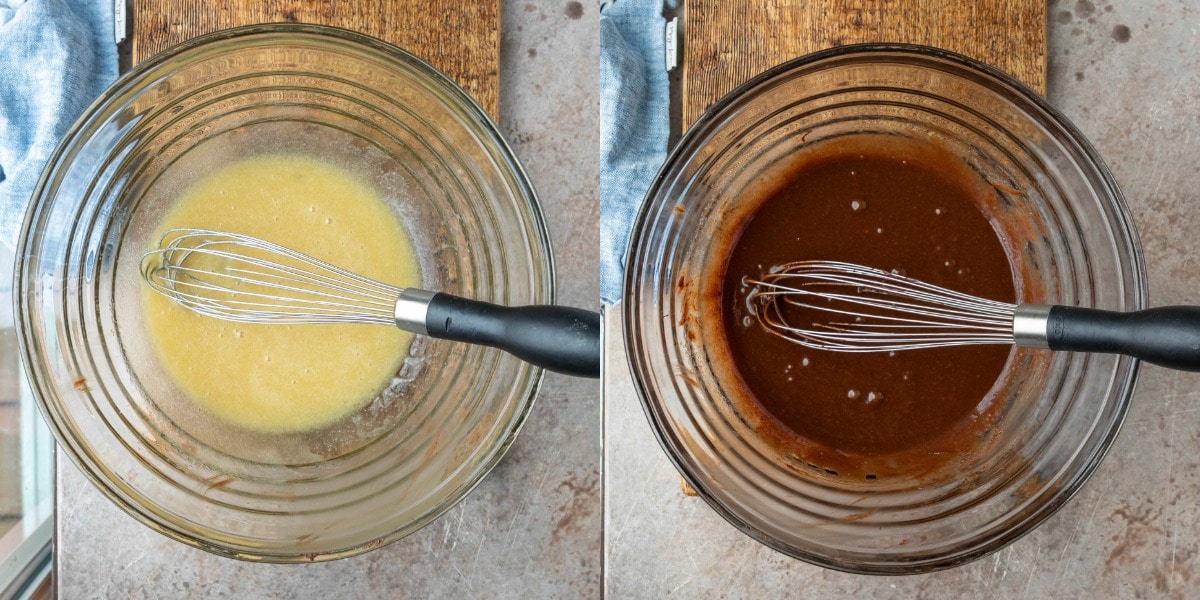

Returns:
720,139,1015,478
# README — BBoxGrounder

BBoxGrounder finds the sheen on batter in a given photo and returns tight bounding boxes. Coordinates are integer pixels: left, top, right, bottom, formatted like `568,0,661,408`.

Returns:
142,155,420,434
720,136,1016,478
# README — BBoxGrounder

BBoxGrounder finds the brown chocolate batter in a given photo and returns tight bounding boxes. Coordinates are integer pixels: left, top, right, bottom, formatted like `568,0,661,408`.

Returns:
719,136,1016,479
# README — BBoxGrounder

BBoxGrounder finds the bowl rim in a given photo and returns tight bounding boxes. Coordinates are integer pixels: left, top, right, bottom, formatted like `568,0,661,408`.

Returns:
15,23,555,562
622,42,1146,574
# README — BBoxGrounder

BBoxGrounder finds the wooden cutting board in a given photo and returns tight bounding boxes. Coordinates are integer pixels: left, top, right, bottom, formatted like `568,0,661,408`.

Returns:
132,1,499,119
681,0,1046,130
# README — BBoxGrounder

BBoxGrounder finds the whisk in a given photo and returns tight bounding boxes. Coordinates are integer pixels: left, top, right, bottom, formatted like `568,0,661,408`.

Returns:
141,229,600,378
746,260,1200,372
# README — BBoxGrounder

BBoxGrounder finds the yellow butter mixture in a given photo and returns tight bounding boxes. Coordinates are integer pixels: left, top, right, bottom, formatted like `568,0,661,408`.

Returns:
142,155,420,433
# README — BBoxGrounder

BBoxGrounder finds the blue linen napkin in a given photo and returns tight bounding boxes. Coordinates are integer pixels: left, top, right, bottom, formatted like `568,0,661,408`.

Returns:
0,0,117,252
599,0,669,305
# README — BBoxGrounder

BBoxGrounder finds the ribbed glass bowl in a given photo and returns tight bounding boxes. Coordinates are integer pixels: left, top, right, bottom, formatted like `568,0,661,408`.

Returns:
16,25,553,562
624,45,1145,573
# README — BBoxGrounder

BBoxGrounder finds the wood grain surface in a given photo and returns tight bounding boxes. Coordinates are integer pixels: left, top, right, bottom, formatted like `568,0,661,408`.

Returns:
132,1,499,119
681,0,1047,129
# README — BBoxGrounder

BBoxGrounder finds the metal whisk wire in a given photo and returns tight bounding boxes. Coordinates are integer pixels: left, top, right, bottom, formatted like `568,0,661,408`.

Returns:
746,261,1018,352
141,228,402,326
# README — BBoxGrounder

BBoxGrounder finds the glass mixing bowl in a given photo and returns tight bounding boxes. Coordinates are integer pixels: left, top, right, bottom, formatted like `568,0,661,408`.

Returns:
16,25,552,562
623,45,1146,573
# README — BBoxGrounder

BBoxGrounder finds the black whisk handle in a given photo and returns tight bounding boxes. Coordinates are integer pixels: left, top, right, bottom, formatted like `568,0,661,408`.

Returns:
424,294,601,378
1046,305,1200,371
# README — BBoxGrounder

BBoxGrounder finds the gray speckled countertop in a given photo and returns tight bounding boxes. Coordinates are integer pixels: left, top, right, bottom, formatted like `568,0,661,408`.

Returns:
56,0,1200,597
55,1,599,598
604,0,1200,597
